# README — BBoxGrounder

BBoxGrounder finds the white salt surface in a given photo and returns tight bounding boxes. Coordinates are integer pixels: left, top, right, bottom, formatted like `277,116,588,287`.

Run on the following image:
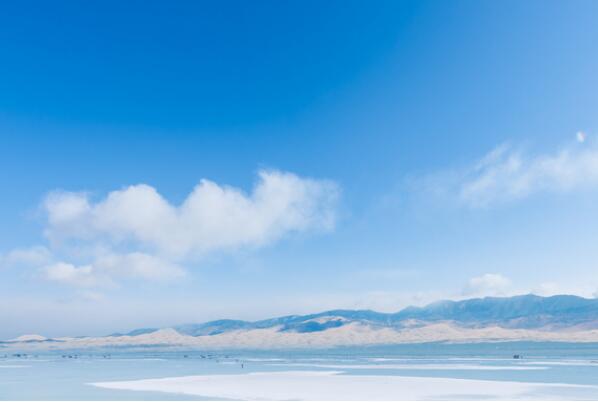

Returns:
271,363,547,370
91,370,598,400
522,360,598,366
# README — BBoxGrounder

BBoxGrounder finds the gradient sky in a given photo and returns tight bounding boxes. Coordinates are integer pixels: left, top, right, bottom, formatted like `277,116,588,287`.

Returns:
2,0,598,338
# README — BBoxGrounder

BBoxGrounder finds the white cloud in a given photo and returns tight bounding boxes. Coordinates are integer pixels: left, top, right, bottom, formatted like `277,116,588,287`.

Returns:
532,282,561,296
12,169,338,290
0,246,52,268
459,275,595,299
462,273,512,297
42,262,101,288
94,252,185,281
44,170,338,259
459,138,598,207
40,252,184,289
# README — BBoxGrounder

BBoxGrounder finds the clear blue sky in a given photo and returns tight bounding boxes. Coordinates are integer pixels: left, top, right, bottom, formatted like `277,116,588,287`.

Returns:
1,0,598,338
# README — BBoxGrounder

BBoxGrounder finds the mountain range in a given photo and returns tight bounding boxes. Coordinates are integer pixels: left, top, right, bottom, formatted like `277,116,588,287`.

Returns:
4,294,598,350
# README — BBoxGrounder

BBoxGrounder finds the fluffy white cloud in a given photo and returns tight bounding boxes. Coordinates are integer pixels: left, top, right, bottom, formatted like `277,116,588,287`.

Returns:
460,138,598,206
13,169,338,290
42,262,100,288
462,273,512,297
44,170,338,259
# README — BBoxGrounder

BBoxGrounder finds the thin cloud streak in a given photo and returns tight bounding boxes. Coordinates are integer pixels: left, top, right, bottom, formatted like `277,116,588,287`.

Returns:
460,137,598,207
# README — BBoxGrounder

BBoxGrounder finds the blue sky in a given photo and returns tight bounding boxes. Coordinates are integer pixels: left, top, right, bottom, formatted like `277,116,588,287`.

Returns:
2,1,598,338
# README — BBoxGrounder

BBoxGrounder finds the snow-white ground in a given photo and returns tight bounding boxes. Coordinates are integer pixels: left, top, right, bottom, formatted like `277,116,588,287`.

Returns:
91,370,598,400
270,362,547,370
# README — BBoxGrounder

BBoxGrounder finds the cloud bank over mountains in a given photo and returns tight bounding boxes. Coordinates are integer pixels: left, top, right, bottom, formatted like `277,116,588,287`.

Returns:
6,170,339,289
462,273,512,297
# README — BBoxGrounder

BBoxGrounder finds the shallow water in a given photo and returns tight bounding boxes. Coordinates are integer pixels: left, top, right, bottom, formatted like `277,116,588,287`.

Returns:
1,342,598,400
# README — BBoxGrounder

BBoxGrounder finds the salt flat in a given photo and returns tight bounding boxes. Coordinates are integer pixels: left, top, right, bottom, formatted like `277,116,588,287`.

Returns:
91,370,598,400
270,363,547,370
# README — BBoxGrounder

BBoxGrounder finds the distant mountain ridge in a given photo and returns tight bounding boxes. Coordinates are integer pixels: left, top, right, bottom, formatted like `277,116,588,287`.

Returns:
393,294,598,329
119,294,598,337
5,294,598,349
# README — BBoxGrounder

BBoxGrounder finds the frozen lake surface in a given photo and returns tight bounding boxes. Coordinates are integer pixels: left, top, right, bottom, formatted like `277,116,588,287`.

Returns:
2,342,598,400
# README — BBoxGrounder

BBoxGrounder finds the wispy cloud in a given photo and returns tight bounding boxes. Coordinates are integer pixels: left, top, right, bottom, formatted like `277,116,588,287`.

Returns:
0,246,52,268
6,170,339,291
459,273,597,300
40,253,185,288
462,273,512,297
459,136,598,207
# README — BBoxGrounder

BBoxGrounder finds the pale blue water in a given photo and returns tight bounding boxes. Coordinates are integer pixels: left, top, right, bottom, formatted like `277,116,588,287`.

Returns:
1,342,598,400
